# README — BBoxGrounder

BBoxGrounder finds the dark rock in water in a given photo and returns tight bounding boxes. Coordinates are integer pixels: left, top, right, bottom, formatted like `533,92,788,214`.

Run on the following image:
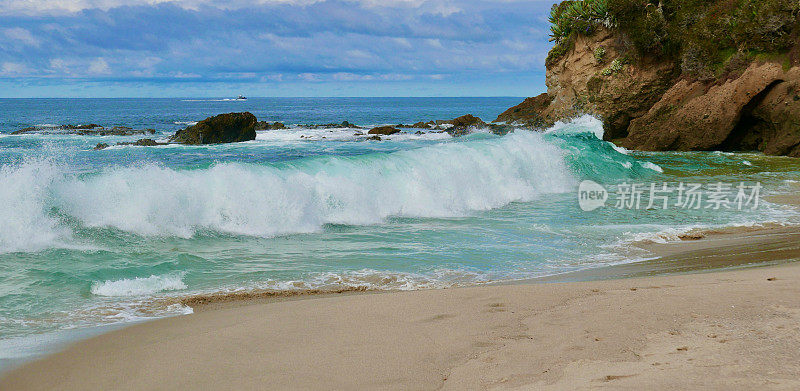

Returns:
69,124,101,130
396,121,431,129
132,138,163,146
494,94,554,128
13,124,102,135
255,121,286,131
301,121,360,129
97,126,156,136
12,127,38,134
414,131,424,135
368,126,401,135
117,138,167,147
170,112,257,144
487,124,515,136
13,124,154,136
448,114,486,128
94,143,110,150
366,135,383,141
340,121,359,129
445,114,487,136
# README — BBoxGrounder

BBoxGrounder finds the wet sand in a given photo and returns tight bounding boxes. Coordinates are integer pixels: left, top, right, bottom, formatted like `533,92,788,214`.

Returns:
3,220,800,390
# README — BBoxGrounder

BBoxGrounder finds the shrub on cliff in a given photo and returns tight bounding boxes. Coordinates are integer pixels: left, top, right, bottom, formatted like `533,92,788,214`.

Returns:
546,0,800,78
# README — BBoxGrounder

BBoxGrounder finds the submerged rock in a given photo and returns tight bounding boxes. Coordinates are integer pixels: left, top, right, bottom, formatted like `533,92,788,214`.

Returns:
94,143,109,150
170,112,257,144
255,121,286,131
367,126,401,135
12,124,154,136
301,121,360,129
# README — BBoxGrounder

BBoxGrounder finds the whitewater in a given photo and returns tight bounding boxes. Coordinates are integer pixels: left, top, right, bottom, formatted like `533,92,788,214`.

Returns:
1,97,799,369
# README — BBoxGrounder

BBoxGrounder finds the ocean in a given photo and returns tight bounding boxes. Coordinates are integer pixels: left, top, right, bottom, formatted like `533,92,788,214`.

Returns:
1,97,799,367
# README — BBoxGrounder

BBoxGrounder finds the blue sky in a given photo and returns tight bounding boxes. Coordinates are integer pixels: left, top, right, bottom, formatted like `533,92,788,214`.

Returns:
0,0,558,97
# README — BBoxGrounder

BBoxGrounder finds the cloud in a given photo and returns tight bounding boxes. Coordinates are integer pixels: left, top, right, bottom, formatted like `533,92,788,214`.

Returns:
3,27,40,47
0,0,559,96
1,62,28,75
88,58,111,74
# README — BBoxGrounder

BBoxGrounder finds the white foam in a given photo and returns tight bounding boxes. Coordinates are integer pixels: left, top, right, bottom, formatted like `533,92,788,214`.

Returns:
90,273,187,297
641,161,663,172
545,115,605,139
255,127,452,143
248,268,496,292
611,144,630,155
48,131,574,238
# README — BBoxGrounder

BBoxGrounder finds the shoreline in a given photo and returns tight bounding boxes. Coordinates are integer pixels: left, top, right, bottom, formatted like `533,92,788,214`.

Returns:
3,219,800,389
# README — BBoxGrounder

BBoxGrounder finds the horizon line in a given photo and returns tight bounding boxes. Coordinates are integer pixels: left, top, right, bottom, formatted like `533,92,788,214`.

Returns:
0,96,529,99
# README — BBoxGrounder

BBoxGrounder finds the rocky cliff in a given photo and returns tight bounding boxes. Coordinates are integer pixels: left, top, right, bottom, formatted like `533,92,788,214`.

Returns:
497,0,800,156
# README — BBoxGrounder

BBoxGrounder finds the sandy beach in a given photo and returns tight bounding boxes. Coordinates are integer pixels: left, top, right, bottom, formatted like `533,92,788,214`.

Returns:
3,223,800,390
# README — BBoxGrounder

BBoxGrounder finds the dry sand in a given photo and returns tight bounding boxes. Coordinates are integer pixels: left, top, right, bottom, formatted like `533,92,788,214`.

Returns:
3,225,800,390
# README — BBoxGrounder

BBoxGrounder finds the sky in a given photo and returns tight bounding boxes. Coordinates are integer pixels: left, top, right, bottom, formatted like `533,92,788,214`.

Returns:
0,0,558,97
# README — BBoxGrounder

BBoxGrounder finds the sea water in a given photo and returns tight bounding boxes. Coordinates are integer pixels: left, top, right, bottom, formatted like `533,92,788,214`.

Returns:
1,97,799,367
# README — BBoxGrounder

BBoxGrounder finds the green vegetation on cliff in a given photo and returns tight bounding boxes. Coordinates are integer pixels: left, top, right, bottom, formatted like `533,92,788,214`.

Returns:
547,0,800,77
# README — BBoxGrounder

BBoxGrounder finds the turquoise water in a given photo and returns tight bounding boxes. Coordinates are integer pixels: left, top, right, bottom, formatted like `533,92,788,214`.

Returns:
1,98,799,366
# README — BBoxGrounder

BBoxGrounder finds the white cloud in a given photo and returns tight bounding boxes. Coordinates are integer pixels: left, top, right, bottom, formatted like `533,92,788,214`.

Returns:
0,62,28,75
3,28,40,47
1,0,470,15
88,58,111,74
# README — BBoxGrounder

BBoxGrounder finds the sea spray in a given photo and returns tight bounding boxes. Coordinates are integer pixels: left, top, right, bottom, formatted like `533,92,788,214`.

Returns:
0,157,68,253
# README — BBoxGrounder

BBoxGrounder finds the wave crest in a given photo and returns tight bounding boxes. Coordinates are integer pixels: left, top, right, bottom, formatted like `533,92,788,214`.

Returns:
90,273,187,297
0,131,576,250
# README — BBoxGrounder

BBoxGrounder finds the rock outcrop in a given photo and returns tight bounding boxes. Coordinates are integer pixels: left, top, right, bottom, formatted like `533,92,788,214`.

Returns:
170,112,257,144
368,126,401,135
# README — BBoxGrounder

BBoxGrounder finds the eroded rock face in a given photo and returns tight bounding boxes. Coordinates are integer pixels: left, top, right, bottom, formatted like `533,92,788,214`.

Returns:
621,63,800,156
735,69,800,157
496,28,679,138
170,112,257,144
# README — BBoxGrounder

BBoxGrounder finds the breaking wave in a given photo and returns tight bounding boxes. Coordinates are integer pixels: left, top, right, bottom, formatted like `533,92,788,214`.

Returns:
0,130,585,252
91,273,188,297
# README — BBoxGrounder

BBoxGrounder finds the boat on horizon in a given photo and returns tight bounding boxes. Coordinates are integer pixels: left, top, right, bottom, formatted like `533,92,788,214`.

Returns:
236,95,247,100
